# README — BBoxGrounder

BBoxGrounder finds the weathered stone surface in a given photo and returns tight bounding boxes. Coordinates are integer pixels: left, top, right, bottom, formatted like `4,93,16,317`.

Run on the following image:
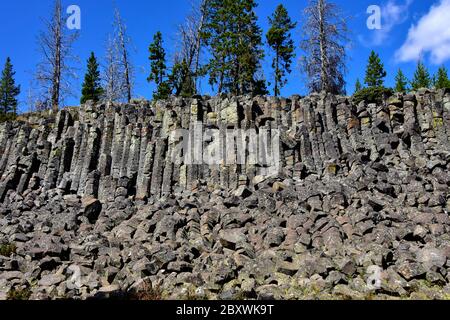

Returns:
81,197,102,224
38,274,65,287
219,229,247,250
416,248,447,270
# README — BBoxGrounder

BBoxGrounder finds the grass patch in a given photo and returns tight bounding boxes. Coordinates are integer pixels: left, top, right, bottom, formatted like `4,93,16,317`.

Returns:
0,243,17,257
7,287,31,300
126,282,164,300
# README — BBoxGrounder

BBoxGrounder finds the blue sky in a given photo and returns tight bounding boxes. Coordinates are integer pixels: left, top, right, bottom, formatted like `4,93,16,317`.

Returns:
1,0,450,112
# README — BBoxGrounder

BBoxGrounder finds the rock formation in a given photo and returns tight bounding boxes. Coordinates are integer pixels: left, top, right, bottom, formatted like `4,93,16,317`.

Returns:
0,89,450,300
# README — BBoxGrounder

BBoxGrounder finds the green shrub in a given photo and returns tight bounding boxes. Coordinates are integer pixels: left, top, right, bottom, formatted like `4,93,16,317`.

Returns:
0,113,17,123
53,148,62,158
0,243,17,256
7,287,31,300
352,86,394,105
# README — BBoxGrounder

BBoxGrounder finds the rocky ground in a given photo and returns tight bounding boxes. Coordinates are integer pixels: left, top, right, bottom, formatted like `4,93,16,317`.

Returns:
0,172,450,299
1,166,450,300
1,90,450,300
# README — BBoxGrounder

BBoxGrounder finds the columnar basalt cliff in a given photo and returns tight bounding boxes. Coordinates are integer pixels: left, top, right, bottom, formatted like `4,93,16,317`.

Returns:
0,89,450,300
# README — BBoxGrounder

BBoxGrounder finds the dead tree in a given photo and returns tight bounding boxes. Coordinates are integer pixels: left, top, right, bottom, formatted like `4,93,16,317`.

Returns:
177,0,209,92
301,0,348,95
103,35,125,103
36,0,78,112
113,9,133,103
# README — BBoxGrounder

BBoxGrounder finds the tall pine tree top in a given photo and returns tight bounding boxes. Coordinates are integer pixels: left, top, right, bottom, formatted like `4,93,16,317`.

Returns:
148,31,167,86
81,52,104,104
202,0,264,95
435,66,450,89
267,4,296,45
0,57,20,115
364,51,386,87
148,31,172,100
411,61,431,90
266,4,296,96
394,69,408,93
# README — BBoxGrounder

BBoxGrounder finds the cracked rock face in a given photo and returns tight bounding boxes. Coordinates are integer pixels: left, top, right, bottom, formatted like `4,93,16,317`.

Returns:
1,89,450,300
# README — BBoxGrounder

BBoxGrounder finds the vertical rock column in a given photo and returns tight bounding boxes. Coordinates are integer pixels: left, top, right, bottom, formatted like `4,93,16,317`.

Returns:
97,105,115,202
443,91,450,144
78,127,101,197
403,94,425,158
298,99,314,171
321,95,341,164
136,122,154,201
149,110,166,199
111,112,127,180
305,99,322,170
432,93,448,148
0,123,14,178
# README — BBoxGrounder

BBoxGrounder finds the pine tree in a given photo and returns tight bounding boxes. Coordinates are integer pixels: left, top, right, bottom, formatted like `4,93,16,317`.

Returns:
202,0,265,95
435,66,450,89
253,80,269,96
266,4,296,97
148,31,170,100
0,57,21,115
364,51,386,87
411,61,431,90
394,69,408,93
355,78,362,93
169,58,196,98
80,52,104,104
154,81,172,101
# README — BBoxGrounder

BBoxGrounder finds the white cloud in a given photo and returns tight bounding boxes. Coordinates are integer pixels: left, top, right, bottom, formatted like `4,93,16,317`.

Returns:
396,0,450,64
370,0,413,46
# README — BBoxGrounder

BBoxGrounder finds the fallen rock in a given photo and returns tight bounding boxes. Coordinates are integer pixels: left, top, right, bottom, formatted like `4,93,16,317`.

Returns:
219,229,247,250
81,197,102,224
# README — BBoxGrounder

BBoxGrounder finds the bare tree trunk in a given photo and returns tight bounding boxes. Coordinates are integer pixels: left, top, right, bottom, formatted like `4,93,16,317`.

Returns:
236,20,242,96
115,9,132,103
122,43,132,103
218,56,224,94
233,49,240,96
318,0,329,93
104,36,122,103
193,0,208,90
52,1,62,113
